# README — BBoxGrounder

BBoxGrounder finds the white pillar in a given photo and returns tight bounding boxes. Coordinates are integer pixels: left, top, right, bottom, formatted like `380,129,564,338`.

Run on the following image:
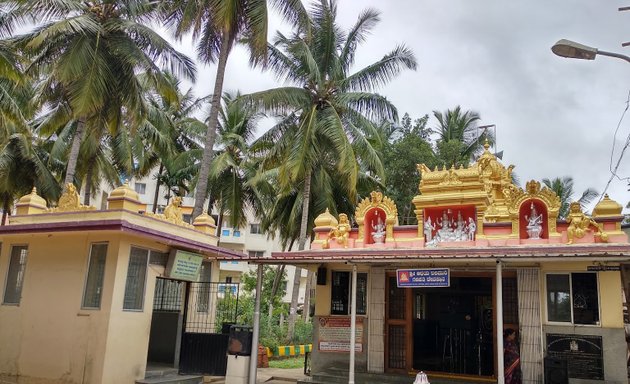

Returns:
248,264,264,384
349,264,357,384
496,260,505,384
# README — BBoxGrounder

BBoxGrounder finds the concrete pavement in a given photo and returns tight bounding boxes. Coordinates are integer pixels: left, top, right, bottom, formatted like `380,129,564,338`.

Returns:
205,367,307,384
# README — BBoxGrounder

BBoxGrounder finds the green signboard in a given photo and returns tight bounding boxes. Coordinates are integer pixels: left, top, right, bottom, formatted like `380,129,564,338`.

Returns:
166,249,204,281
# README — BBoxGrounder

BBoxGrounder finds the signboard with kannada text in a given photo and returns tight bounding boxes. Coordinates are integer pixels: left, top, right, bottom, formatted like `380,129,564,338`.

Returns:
318,316,363,353
166,249,204,281
396,268,450,288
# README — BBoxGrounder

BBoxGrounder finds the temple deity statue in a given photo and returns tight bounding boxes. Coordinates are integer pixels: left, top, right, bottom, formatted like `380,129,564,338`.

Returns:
454,211,466,241
437,210,455,241
467,217,477,241
371,213,386,243
525,203,543,239
323,213,351,249
566,202,608,244
424,217,436,242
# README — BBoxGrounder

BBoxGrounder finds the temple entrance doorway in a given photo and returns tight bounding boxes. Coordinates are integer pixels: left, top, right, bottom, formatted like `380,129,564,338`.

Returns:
385,271,519,379
412,276,494,376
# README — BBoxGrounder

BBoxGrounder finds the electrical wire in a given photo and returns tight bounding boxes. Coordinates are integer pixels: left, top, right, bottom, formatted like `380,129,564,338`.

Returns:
600,89,630,200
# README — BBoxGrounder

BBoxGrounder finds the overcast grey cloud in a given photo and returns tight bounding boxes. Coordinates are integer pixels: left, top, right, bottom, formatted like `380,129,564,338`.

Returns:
172,1,630,212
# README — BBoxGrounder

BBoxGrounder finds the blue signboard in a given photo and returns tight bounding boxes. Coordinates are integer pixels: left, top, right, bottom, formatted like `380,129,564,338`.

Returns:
396,268,450,288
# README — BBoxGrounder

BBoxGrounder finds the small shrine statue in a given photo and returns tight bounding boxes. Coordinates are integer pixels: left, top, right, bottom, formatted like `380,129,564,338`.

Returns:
437,210,455,241
466,217,476,241
164,196,184,225
438,210,451,230
454,211,466,241
424,217,436,242
566,202,608,244
54,183,95,212
371,212,386,243
525,203,543,239
323,213,351,249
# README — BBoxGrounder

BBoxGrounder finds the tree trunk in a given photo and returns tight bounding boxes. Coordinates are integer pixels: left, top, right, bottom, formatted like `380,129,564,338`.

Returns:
268,264,286,324
297,168,312,251
288,169,313,340
1,195,9,226
192,32,232,220
268,239,294,325
216,202,225,242
287,266,302,342
64,120,86,187
302,270,314,322
152,162,163,213
83,156,96,206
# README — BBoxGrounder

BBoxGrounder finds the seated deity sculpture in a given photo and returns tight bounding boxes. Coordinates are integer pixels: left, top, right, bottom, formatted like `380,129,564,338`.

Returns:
525,203,543,239
164,196,184,225
566,202,608,244
323,213,351,249
371,213,386,244
437,210,455,241
54,183,94,212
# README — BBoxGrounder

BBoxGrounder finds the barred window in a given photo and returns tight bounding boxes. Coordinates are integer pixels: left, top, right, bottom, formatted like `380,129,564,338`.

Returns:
546,273,599,325
123,247,149,311
82,243,108,309
331,271,367,315
3,245,28,305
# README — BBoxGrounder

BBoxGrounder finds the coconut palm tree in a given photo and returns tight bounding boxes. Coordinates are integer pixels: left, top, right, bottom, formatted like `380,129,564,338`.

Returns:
247,1,415,337
432,106,492,167
140,76,207,213
205,92,267,230
248,1,415,250
6,0,196,189
161,0,308,220
0,43,59,223
542,176,599,219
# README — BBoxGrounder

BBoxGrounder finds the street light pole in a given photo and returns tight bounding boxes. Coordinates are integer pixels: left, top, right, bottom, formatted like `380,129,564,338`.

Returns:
552,39,630,64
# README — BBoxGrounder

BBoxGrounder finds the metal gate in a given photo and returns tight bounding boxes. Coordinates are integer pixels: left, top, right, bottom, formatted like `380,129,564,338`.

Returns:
179,281,240,375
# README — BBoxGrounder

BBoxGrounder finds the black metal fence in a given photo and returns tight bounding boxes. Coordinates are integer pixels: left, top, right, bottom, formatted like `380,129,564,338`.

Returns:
179,281,240,375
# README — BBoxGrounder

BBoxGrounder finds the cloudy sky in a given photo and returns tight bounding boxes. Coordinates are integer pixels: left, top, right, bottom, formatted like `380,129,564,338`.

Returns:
171,0,630,212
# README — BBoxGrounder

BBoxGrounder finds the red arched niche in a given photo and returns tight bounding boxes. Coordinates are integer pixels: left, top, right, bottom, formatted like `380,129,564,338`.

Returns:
519,199,548,239
365,207,386,244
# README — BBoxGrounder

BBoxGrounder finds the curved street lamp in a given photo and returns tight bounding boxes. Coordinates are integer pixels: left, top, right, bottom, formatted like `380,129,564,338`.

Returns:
551,39,630,64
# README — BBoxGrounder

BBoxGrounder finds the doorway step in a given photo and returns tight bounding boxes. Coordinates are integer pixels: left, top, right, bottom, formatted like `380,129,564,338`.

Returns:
297,367,495,384
136,365,202,384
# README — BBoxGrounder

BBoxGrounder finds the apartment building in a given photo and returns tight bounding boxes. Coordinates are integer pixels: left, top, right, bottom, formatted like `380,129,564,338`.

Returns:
85,176,307,305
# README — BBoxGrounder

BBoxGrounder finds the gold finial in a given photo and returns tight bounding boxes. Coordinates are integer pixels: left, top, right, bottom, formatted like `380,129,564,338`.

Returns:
483,138,490,150
593,194,623,218
16,186,48,215
314,208,338,228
